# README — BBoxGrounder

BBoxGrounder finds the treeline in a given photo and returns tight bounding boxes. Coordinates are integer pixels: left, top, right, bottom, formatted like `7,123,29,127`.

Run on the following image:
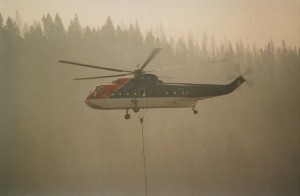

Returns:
1,12,299,69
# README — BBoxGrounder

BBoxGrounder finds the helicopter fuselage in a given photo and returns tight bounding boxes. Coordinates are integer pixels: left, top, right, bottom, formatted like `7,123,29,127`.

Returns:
59,48,249,119
85,74,245,110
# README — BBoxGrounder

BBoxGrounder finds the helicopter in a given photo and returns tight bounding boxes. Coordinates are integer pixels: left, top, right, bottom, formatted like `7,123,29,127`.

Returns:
59,48,252,120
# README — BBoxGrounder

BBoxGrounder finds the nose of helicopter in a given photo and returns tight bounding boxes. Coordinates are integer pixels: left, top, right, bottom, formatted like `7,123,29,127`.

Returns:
85,94,97,109
85,93,105,109
85,94,91,105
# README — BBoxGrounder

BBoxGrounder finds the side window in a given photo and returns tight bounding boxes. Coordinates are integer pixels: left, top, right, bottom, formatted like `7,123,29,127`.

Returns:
139,88,146,97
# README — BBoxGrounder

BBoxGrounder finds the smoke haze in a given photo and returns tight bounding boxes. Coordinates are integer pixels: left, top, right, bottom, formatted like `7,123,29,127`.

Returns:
1,6,300,196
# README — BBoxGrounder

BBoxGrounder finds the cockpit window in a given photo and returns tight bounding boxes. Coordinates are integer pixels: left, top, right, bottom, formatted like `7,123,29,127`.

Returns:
90,87,97,94
97,86,106,95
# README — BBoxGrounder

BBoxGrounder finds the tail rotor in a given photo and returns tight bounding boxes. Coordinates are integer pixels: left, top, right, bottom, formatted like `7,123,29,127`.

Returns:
227,61,254,88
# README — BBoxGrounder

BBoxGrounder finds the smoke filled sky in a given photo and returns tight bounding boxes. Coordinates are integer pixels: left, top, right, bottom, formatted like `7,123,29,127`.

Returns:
1,0,300,46
1,1,300,195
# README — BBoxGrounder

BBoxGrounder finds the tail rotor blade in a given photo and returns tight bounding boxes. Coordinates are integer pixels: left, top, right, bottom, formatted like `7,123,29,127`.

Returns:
228,61,254,88
243,67,253,77
234,63,241,75
245,80,254,88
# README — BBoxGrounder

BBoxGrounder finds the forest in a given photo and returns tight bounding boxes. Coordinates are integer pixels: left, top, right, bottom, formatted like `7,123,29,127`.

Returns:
1,13,300,68
1,13,300,195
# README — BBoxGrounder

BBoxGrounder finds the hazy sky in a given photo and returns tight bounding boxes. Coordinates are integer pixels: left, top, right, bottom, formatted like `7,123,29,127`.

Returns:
1,0,300,47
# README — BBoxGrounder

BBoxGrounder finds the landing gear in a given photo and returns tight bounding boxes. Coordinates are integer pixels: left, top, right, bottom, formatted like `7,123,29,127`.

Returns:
125,114,131,119
125,109,131,120
139,117,144,124
192,106,198,114
132,99,139,113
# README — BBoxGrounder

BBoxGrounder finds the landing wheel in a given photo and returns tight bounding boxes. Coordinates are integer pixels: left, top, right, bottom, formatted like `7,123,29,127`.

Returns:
125,109,130,120
133,108,140,113
125,113,131,120
192,107,198,115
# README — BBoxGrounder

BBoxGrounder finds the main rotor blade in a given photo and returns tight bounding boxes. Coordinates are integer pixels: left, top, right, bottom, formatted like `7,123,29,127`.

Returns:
140,48,162,71
73,73,132,80
59,60,133,73
146,59,230,72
